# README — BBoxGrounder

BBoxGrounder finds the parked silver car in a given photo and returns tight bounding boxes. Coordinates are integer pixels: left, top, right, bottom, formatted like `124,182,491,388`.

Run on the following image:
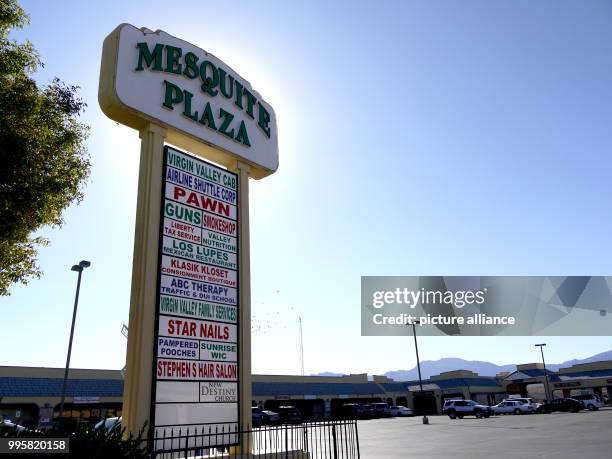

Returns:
504,397,542,413
572,394,604,411
443,400,492,419
389,405,413,417
492,400,534,415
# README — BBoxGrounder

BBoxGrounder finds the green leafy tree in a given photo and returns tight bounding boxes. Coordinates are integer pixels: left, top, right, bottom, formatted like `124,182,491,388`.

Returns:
0,0,90,295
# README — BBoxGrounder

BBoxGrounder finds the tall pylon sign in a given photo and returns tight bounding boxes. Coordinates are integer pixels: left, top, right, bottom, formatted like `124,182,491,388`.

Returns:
99,23,278,452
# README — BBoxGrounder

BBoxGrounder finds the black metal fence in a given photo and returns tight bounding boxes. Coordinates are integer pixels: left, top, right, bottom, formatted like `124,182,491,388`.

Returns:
150,420,360,459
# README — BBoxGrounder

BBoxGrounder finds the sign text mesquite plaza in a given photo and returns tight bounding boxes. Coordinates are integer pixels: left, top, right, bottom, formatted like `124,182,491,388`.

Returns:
154,146,239,443
99,23,277,449
100,23,278,179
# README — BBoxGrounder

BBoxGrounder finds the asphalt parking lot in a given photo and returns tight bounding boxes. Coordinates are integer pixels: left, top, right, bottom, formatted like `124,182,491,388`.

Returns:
358,407,612,459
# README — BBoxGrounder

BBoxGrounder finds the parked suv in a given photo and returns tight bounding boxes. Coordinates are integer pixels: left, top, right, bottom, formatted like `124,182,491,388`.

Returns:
443,400,492,419
541,398,583,413
572,394,604,411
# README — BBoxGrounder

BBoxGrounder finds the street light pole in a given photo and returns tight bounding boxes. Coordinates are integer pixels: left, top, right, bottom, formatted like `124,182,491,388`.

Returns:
535,343,551,403
410,320,429,425
58,260,91,427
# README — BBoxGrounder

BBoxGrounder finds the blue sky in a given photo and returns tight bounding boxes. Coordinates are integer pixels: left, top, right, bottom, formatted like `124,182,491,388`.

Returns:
2,0,612,376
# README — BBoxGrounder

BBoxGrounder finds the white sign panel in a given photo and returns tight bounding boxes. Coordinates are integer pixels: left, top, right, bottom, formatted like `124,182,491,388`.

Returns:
155,382,238,403
158,295,237,323
158,315,237,343
99,23,278,178
160,255,237,288
151,146,239,446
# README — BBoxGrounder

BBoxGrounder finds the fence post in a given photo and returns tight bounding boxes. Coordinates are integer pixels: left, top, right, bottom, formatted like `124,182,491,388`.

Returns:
354,421,360,459
332,424,338,459
285,423,289,459
184,427,188,459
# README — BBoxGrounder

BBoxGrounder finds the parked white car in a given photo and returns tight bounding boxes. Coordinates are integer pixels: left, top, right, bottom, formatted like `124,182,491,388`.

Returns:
389,406,413,417
492,400,534,415
505,397,542,413
572,394,604,411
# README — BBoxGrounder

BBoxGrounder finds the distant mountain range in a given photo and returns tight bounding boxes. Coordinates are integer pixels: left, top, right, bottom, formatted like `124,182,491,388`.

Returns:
312,349,612,381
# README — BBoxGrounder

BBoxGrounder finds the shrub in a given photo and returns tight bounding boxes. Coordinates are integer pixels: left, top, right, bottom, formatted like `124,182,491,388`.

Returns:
1,423,148,458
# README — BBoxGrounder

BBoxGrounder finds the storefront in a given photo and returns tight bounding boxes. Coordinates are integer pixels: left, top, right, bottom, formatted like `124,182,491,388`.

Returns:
2,360,610,428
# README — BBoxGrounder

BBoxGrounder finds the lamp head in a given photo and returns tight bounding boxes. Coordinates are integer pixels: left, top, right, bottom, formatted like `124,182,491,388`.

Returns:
71,265,82,272
79,260,91,268
535,343,546,347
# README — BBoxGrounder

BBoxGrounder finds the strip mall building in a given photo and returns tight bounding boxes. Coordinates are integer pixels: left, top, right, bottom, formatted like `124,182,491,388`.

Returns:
1,361,611,429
